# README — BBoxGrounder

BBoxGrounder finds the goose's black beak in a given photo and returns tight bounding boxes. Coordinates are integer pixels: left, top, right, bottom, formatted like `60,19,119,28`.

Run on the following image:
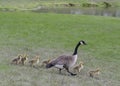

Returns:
82,40,87,45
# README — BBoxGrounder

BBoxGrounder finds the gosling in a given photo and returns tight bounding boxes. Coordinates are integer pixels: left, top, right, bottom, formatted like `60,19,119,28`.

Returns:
89,68,100,78
41,59,51,67
29,56,40,67
11,54,22,65
21,54,28,65
73,62,84,73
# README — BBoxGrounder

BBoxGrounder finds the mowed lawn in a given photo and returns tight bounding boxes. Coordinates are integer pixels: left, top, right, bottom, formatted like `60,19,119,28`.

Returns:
0,12,120,86
0,0,120,9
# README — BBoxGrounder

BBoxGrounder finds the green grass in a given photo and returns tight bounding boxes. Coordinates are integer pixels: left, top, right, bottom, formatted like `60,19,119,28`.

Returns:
0,0,120,10
0,11,120,86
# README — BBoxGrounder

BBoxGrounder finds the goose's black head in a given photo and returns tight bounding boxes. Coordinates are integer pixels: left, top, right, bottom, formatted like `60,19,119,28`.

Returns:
79,40,87,45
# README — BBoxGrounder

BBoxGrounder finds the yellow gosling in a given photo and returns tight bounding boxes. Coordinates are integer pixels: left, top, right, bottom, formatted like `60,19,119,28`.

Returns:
73,61,84,73
21,54,28,65
11,54,22,65
29,56,40,67
41,59,51,67
89,68,100,78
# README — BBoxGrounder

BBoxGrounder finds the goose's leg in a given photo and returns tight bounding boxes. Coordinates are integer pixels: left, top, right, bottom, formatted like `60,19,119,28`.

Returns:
63,65,77,76
59,69,62,74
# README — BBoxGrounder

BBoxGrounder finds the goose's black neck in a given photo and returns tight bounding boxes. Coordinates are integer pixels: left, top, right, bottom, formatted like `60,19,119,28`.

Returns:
73,42,80,55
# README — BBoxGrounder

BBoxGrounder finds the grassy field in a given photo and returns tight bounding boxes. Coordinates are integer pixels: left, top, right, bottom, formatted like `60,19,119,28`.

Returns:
0,0,120,10
0,11,120,86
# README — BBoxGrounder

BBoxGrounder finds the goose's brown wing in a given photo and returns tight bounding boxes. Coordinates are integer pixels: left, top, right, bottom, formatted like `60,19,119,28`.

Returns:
51,55,73,65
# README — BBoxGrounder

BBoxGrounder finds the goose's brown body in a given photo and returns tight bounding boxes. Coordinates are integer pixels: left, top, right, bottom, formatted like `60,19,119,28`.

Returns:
48,55,77,69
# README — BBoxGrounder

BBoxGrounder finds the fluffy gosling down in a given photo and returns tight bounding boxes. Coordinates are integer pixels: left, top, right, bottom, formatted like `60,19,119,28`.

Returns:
29,56,40,67
11,54,22,65
73,61,84,73
41,59,51,67
46,40,86,76
89,68,100,78
21,54,28,65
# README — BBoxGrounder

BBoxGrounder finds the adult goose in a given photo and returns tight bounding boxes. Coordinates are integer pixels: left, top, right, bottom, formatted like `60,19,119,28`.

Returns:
46,40,86,76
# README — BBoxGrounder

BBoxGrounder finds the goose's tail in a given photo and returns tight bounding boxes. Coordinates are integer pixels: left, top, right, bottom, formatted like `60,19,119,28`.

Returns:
46,63,54,68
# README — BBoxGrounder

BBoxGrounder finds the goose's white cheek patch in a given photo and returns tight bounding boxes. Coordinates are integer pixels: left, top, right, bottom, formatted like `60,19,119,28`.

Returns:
80,41,84,45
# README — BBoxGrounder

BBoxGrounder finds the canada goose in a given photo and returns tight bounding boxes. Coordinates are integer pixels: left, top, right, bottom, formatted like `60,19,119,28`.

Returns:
89,68,100,78
73,61,84,73
46,40,86,76
11,54,22,65
29,56,40,67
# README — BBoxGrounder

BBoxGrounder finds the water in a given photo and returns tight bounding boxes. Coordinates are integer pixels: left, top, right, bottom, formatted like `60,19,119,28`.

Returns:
33,7,120,17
